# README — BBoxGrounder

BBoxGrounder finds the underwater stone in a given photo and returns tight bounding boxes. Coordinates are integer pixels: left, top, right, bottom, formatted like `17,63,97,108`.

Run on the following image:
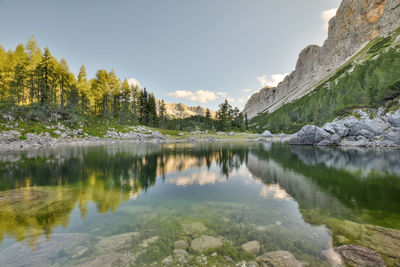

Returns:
162,255,173,266
257,250,305,267
191,235,223,252
182,221,207,235
241,240,260,255
335,245,386,267
140,236,159,248
322,248,344,267
174,239,188,250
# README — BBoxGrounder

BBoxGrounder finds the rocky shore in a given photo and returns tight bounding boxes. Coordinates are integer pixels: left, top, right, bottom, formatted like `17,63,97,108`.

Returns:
0,122,263,151
290,108,400,148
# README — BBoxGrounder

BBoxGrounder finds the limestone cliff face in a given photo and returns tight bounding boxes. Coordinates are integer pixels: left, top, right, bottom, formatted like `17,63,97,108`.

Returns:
244,0,400,119
156,100,216,119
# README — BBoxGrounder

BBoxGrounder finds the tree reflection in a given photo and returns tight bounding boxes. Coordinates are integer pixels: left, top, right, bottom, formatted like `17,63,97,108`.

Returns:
0,143,249,244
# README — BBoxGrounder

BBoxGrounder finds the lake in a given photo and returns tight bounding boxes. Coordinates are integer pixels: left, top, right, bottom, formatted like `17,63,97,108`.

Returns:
0,142,399,266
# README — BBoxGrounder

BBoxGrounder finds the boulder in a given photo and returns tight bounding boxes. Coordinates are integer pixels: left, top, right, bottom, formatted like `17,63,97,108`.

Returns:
190,235,222,252
323,121,349,137
256,250,305,267
317,133,341,146
241,240,260,255
261,130,273,138
334,245,386,267
341,114,390,138
386,109,400,127
290,125,330,145
381,129,400,146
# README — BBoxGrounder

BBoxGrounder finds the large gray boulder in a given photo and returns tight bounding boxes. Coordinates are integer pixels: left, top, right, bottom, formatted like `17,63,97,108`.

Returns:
318,133,341,146
341,111,390,138
290,125,330,145
386,110,400,127
323,121,349,137
378,128,400,146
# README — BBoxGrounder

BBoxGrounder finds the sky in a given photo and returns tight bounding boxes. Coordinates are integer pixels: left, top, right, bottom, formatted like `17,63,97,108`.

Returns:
0,0,341,111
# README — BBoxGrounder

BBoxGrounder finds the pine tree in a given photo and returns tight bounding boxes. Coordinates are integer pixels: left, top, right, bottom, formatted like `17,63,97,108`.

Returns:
25,36,42,103
77,65,89,113
37,47,57,106
159,99,166,127
148,93,158,126
217,99,232,131
139,88,149,124
120,79,130,122
244,113,249,130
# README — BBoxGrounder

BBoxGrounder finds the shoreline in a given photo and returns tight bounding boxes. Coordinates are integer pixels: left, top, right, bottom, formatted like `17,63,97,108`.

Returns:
1,133,399,152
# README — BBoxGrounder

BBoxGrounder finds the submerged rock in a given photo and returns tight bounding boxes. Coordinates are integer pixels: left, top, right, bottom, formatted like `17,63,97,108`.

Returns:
174,239,188,250
95,232,139,252
327,219,400,266
182,221,207,235
0,233,93,267
322,248,345,267
241,240,260,255
140,236,159,248
190,235,222,252
334,245,386,267
162,255,173,266
256,250,305,267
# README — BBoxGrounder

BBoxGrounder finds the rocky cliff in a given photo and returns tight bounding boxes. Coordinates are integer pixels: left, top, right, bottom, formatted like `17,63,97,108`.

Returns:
244,0,400,119
156,100,216,119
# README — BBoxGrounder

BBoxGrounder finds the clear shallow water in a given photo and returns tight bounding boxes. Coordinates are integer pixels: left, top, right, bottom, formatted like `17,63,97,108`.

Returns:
0,142,399,266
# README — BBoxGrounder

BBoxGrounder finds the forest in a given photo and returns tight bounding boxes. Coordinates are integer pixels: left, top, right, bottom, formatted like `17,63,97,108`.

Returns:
0,38,247,133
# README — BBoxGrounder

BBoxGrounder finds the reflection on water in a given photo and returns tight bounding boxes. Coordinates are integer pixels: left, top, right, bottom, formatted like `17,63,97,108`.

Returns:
0,143,399,266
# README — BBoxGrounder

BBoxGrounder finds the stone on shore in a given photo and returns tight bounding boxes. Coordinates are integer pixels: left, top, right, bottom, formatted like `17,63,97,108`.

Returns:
290,125,329,145
261,130,273,138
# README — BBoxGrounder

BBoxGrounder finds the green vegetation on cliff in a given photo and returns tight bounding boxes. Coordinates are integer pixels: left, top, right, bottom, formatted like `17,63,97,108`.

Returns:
250,28,400,133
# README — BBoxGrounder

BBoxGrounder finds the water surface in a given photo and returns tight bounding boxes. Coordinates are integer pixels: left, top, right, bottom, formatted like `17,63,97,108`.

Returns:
0,143,399,266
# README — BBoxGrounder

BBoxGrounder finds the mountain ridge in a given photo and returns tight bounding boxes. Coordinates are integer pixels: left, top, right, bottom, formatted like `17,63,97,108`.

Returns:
244,0,400,119
155,100,216,119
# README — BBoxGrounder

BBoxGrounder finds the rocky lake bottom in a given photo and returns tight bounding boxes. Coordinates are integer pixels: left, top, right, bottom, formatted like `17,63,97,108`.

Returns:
0,142,399,266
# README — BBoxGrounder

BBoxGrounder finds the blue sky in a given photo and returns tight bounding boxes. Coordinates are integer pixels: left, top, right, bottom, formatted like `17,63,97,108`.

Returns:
0,0,341,110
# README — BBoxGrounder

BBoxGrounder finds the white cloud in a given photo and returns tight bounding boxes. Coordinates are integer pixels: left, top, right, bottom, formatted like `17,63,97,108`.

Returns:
242,89,252,93
321,8,337,31
227,97,235,103
216,92,227,98
167,90,228,103
168,171,226,186
257,73,288,88
128,78,141,88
